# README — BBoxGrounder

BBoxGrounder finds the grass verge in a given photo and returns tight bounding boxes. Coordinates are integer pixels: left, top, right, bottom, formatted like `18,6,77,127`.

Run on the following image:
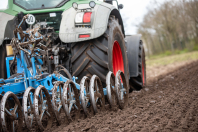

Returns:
146,51,198,67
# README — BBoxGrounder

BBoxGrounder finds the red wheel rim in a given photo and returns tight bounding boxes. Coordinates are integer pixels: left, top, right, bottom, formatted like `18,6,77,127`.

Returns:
142,59,145,85
113,41,124,75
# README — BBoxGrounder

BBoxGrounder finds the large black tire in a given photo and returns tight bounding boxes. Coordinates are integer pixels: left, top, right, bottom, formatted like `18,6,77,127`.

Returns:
129,40,146,90
0,44,7,79
71,16,129,86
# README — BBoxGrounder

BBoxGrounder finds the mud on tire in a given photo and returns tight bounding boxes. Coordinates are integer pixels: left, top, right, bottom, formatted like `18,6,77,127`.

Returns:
71,16,129,86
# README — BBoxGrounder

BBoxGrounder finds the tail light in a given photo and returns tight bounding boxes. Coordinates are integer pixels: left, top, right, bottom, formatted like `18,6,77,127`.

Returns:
79,34,90,38
75,12,92,24
83,12,92,23
75,12,84,23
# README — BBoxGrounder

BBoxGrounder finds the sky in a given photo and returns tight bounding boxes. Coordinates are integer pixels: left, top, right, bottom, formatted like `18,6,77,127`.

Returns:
119,0,152,35
0,0,8,9
102,0,166,35
0,0,164,34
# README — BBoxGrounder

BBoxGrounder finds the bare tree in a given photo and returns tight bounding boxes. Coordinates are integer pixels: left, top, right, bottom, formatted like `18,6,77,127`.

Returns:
138,0,198,56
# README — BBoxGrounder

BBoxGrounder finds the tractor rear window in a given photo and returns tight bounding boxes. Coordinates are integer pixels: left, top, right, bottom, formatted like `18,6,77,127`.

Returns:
14,0,69,10
29,12,62,31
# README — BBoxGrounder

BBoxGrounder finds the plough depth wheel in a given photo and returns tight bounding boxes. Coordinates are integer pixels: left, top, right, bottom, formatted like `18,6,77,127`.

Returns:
0,92,23,132
23,87,35,130
115,70,129,109
80,76,94,116
106,71,118,109
89,75,105,114
62,80,81,121
34,85,54,131
52,81,65,125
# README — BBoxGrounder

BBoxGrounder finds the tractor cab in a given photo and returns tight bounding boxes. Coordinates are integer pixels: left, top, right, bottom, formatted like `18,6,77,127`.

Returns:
14,0,67,10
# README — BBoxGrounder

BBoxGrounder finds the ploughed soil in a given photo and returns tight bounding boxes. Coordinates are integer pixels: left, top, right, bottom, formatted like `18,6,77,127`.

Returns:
40,60,198,132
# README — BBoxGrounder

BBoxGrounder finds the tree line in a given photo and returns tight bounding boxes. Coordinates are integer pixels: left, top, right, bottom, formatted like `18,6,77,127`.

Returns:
137,0,198,56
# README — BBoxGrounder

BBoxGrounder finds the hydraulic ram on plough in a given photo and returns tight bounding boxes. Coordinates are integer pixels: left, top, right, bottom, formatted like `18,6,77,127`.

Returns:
0,15,128,132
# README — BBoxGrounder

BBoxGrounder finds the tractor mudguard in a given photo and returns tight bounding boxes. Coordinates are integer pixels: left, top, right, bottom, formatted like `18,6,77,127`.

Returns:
125,35,142,77
59,2,125,43
0,12,15,46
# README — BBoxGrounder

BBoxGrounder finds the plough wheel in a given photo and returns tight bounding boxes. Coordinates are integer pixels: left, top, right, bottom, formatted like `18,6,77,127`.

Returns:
115,70,129,109
80,76,94,116
0,92,23,132
106,71,118,109
55,65,72,80
62,80,81,121
52,81,65,125
0,94,3,131
34,85,54,131
89,75,105,114
23,87,35,130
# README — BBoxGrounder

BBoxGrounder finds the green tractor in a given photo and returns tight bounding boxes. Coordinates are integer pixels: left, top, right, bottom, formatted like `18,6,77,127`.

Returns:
0,0,146,91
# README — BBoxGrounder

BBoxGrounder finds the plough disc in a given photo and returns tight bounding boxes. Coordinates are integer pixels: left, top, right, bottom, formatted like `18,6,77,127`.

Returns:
62,80,81,122
23,87,35,130
34,85,54,131
80,76,94,117
52,81,65,125
106,71,118,110
115,70,129,109
54,65,72,80
89,75,105,114
0,94,3,131
0,92,23,132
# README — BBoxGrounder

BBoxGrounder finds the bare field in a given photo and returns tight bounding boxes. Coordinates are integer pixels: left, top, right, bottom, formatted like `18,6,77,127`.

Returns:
39,58,198,132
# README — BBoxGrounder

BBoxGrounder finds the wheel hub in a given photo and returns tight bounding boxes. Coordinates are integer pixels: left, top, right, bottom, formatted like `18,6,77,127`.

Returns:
113,41,124,75
142,59,145,85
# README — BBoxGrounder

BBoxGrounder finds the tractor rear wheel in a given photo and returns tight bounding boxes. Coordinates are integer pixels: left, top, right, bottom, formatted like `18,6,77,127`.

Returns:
0,44,7,79
71,16,129,85
129,41,146,90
